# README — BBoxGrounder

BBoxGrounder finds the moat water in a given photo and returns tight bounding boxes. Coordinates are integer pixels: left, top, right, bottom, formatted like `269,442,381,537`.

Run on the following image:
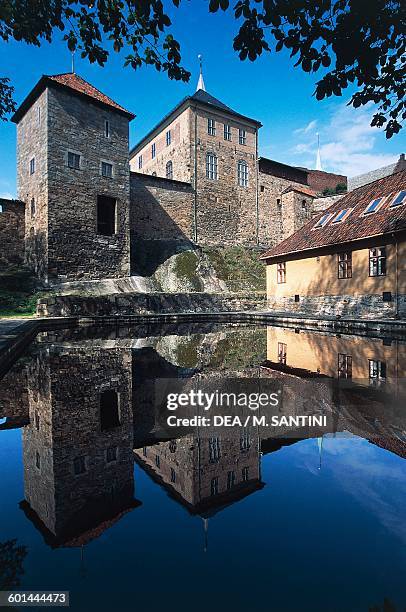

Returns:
0,322,405,612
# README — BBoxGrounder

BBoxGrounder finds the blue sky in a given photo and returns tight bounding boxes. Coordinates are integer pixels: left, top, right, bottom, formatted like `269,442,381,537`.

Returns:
0,0,404,198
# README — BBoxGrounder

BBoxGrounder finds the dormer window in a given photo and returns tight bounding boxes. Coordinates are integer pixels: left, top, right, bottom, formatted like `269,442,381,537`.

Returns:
390,190,406,207
313,213,333,229
364,197,384,215
332,208,352,223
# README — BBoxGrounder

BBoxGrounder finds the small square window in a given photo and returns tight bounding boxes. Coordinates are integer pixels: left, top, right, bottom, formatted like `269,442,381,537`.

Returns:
68,151,80,170
382,291,392,302
30,158,35,175
106,446,117,463
294,294,300,302
101,161,113,178
73,456,86,475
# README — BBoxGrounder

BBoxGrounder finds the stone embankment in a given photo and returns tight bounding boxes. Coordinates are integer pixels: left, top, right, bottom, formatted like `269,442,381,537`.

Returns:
37,291,267,318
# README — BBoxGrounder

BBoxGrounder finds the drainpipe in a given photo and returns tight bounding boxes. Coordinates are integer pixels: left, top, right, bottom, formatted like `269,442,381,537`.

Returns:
393,233,399,318
193,108,198,243
255,127,259,245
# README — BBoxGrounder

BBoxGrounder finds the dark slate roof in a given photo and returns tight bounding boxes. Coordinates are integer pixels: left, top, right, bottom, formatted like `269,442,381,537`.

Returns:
261,170,406,261
130,88,262,155
12,73,135,123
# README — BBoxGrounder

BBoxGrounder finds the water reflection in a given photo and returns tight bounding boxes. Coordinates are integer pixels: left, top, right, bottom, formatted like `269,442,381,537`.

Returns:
0,323,405,608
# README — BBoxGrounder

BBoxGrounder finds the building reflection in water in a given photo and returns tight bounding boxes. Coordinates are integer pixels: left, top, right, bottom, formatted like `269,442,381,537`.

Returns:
0,323,405,551
17,342,140,548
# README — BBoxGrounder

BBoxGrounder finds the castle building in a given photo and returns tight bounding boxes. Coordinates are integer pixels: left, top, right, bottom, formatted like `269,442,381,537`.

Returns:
261,170,406,318
7,71,345,284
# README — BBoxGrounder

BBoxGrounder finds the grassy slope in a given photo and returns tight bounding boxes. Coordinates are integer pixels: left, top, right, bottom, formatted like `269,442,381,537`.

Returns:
0,267,40,317
204,246,266,292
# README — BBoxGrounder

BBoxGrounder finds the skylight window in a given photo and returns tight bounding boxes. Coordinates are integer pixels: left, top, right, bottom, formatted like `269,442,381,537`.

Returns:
332,209,352,223
364,197,384,215
390,190,406,208
313,213,333,229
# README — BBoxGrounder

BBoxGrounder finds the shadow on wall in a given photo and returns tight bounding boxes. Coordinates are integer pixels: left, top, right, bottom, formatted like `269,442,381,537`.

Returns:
130,177,195,276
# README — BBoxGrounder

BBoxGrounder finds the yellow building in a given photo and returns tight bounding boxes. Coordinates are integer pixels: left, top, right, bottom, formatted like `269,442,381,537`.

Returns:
261,170,406,318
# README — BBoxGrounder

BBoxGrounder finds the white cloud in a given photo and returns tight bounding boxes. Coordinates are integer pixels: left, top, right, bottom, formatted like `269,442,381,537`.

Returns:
294,119,317,135
291,103,400,177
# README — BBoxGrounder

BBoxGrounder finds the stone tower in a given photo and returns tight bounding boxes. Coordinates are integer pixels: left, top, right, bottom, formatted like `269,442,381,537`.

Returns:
12,73,134,284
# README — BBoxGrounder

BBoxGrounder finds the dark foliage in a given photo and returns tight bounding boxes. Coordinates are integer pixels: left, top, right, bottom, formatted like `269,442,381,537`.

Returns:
0,0,404,137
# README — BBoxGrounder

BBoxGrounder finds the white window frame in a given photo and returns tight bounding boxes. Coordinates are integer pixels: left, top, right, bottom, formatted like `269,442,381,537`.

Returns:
331,208,353,224
313,212,333,229
237,160,249,187
390,190,406,208
208,118,216,136
224,124,232,141
206,152,218,180
239,128,247,145
363,196,386,215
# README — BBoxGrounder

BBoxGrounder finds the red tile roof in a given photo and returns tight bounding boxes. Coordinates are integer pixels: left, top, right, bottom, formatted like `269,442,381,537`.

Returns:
12,73,135,123
261,170,406,261
282,185,318,198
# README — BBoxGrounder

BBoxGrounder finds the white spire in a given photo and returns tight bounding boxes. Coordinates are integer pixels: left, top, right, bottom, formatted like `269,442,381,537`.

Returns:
196,54,206,92
316,132,323,171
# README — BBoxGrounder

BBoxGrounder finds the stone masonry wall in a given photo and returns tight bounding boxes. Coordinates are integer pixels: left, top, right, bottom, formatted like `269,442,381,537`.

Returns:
46,86,131,283
258,173,314,248
130,172,194,241
16,88,49,280
37,291,266,317
0,199,25,270
192,107,259,246
266,294,401,319
306,169,347,193
129,107,192,182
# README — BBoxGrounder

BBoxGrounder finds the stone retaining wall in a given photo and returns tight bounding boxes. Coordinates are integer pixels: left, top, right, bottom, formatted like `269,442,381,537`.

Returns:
37,292,267,317
266,294,405,319
0,199,25,270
